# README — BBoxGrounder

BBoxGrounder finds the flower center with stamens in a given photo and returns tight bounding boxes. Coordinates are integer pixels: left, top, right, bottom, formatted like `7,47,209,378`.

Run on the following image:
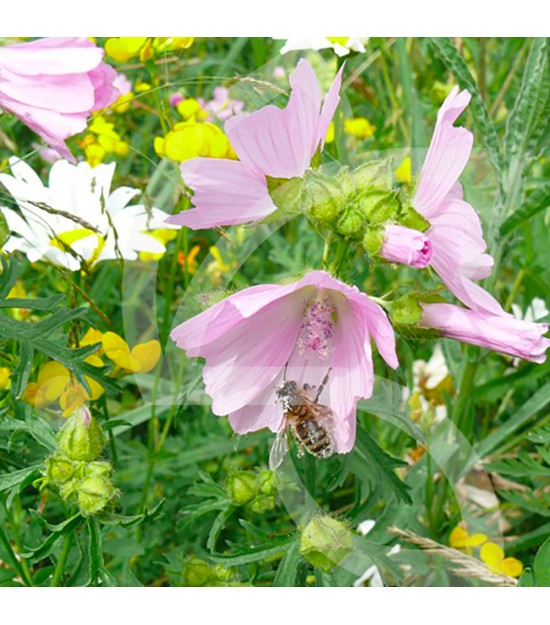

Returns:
297,295,336,359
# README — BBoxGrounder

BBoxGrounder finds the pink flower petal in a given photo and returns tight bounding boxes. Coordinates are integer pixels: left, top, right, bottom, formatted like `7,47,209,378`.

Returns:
429,198,502,314
421,303,550,363
225,59,323,179
168,158,276,229
317,64,345,148
415,88,473,219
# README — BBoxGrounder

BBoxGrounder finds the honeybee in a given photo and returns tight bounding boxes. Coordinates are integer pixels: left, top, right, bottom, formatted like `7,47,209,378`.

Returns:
269,368,336,470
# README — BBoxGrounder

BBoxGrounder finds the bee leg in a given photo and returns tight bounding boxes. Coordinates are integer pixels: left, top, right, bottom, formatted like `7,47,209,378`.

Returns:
314,367,333,402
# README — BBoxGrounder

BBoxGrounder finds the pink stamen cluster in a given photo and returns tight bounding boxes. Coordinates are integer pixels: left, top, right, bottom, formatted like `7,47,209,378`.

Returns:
297,296,336,359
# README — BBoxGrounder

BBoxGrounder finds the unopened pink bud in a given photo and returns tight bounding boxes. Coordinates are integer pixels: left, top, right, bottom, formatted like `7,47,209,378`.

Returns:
381,225,432,268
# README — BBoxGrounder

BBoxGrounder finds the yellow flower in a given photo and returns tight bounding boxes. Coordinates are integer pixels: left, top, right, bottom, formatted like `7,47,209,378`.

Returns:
325,121,335,144
344,117,375,139
206,246,238,285
139,229,179,262
154,121,236,163
177,98,208,122
396,156,412,184
135,81,152,93
105,37,194,64
102,332,161,374
112,91,134,114
480,542,523,578
25,360,104,418
154,37,194,52
80,328,105,351
449,525,487,550
0,366,10,390
105,37,148,63
178,244,201,274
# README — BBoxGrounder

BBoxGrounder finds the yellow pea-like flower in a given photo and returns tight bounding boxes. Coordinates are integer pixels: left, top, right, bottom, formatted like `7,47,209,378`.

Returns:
449,525,488,549
105,37,148,63
396,156,412,184
480,542,523,578
0,366,11,390
102,332,161,374
344,117,375,139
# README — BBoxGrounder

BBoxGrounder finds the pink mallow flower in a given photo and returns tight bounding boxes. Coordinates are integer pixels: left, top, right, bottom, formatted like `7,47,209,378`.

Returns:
0,37,119,161
413,87,502,314
421,303,550,363
167,59,344,230
171,270,398,453
381,225,432,268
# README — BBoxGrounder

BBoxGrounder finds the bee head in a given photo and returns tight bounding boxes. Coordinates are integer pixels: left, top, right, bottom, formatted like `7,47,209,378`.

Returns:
276,380,298,410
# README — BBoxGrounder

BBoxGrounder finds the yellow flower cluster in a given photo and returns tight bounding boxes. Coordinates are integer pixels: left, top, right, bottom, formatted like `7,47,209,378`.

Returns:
105,37,194,63
154,121,236,163
79,116,129,166
22,329,161,417
450,525,523,578
344,117,375,139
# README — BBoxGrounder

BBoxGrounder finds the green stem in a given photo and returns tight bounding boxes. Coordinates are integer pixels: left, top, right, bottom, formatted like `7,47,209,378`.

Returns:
0,518,32,586
451,348,479,438
50,532,73,587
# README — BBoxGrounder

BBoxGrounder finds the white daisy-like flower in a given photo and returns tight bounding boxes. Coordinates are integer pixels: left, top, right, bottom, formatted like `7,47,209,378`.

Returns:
279,37,368,57
412,343,450,393
402,344,451,424
512,298,549,323
0,157,176,271
354,519,401,587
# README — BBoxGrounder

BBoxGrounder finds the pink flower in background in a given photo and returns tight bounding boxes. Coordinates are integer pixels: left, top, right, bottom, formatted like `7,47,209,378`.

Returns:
167,59,344,230
0,37,119,161
201,87,244,122
171,270,398,453
421,303,550,363
381,225,433,268
413,87,502,314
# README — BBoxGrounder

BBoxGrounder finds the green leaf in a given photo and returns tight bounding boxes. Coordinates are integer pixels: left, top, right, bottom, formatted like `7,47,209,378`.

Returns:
534,536,550,586
475,382,550,458
87,517,116,586
351,428,412,505
21,514,82,561
500,182,550,235
273,540,301,587
518,568,535,587
207,539,294,567
429,37,502,174
504,38,550,163
0,465,42,494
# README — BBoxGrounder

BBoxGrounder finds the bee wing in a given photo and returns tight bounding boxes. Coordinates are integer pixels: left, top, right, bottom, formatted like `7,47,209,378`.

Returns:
269,428,289,471
311,403,337,436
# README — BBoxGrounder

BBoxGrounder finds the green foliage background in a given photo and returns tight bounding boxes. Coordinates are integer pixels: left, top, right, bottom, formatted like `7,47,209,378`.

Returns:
0,37,549,587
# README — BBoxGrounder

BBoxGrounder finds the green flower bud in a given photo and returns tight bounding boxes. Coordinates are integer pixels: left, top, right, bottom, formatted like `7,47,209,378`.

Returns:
399,205,430,232
266,176,305,217
362,226,385,256
59,479,79,502
389,294,424,326
300,515,353,573
213,564,236,583
258,470,277,497
57,409,104,462
85,460,113,479
181,556,215,587
45,455,76,485
336,207,364,240
359,190,400,224
225,471,259,506
349,159,393,193
248,494,276,513
77,473,116,516
303,169,345,226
